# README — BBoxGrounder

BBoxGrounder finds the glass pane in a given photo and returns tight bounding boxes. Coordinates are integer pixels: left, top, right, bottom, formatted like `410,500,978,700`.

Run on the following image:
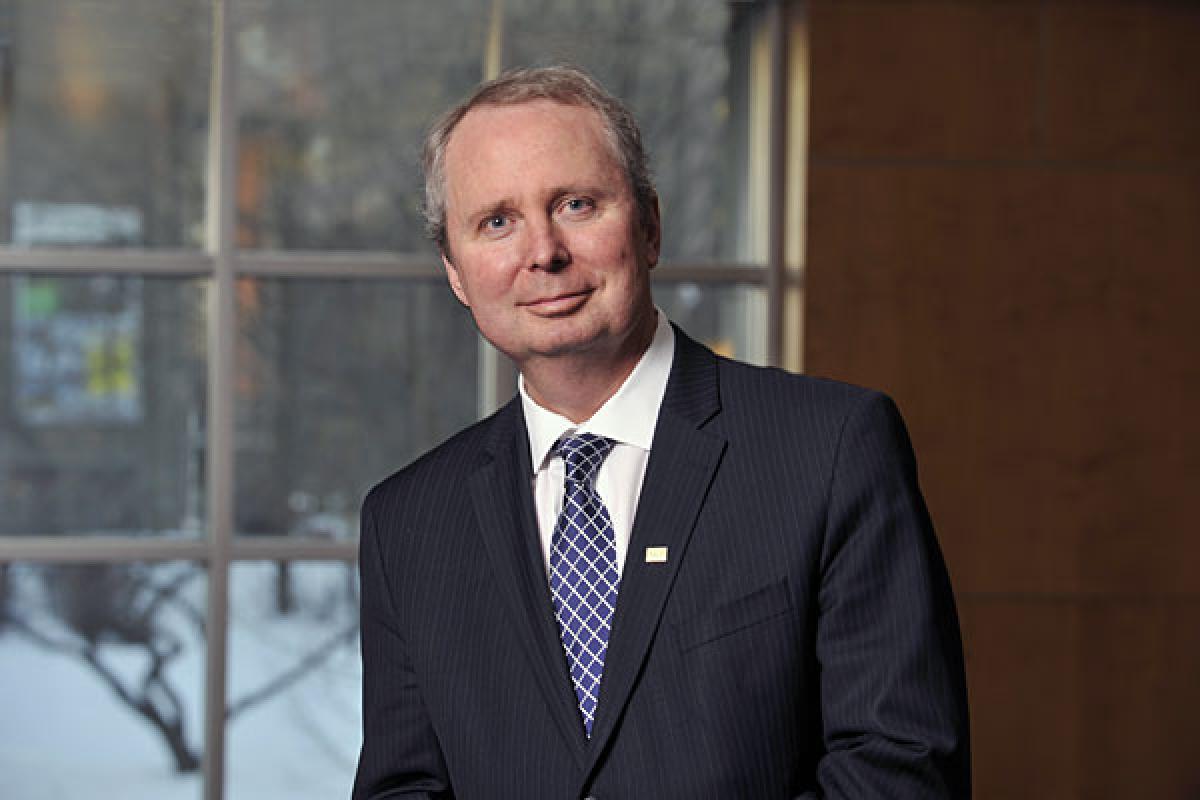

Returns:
226,561,360,798
234,278,478,536
0,275,207,537
0,562,206,798
656,282,767,366
0,1,211,248
234,0,490,250
503,0,765,263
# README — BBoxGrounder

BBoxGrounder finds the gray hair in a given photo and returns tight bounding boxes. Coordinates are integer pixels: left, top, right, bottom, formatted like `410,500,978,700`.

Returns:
421,65,656,255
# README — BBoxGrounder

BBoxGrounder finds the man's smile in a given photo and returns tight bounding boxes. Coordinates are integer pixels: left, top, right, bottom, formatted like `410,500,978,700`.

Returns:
520,288,593,316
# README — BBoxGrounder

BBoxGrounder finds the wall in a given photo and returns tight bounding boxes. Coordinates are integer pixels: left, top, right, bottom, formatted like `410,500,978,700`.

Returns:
804,2,1200,797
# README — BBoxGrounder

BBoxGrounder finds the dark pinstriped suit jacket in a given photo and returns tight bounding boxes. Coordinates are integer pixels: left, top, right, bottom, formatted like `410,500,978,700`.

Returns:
353,326,970,799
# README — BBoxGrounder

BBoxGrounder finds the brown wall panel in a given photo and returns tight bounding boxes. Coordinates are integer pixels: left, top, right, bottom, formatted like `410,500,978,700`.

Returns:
1077,600,1200,798
806,1,1200,796
961,598,1200,799
810,3,1040,160
808,163,1200,595
959,598,1079,798
1044,4,1200,163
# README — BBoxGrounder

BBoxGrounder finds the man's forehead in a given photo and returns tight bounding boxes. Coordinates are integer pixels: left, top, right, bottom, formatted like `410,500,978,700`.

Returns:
446,100,611,163
442,100,625,214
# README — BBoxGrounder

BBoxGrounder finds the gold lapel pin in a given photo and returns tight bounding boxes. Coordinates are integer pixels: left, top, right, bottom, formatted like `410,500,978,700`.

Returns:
645,546,668,564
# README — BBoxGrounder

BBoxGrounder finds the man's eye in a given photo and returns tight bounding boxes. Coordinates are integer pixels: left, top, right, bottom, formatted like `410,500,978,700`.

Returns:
562,197,594,214
482,215,508,231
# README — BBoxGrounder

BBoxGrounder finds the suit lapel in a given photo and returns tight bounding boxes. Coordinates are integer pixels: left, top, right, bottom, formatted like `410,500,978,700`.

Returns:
467,400,588,765
582,328,726,775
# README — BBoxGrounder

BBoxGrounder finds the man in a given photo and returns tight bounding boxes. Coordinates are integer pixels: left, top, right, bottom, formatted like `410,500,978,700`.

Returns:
354,66,969,799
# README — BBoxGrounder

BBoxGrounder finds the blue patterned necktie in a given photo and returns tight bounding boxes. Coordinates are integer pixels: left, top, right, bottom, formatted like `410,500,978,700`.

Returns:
549,433,620,737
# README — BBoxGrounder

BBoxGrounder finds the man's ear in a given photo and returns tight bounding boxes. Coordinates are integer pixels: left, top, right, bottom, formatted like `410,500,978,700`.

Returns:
441,250,470,307
642,191,662,269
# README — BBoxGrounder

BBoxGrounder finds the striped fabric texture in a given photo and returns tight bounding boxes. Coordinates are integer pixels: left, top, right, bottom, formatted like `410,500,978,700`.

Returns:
353,325,971,800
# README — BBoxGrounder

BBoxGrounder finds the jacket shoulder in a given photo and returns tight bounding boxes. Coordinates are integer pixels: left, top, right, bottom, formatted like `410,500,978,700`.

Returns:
714,356,889,423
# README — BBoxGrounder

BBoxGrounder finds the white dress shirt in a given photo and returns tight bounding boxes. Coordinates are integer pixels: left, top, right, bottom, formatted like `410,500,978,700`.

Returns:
519,310,675,578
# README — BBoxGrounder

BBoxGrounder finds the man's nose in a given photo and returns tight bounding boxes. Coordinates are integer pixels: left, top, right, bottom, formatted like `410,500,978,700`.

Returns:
525,217,569,272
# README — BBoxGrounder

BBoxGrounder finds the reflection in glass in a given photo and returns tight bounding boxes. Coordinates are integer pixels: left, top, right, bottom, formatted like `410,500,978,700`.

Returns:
226,561,360,799
0,275,207,537
0,562,206,798
234,278,478,536
0,1,211,247
234,0,489,250
656,282,767,366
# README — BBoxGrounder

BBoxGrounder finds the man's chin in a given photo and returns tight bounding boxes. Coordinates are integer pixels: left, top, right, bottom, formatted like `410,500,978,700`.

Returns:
512,325,618,365
526,335,602,360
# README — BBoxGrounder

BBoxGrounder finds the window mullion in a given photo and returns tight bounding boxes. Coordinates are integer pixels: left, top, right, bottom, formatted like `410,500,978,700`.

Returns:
203,1,237,798
767,0,789,368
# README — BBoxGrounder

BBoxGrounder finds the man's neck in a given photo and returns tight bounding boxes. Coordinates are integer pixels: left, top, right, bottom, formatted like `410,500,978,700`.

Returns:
519,311,658,424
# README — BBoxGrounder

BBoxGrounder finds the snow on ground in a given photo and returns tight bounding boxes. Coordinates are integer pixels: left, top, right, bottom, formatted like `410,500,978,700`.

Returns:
0,561,362,799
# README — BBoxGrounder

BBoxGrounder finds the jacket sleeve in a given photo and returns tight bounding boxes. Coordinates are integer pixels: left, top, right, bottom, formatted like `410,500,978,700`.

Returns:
812,391,971,798
352,496,454,800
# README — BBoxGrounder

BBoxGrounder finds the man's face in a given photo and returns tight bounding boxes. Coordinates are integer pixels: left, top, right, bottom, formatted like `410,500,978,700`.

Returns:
439,100,660,368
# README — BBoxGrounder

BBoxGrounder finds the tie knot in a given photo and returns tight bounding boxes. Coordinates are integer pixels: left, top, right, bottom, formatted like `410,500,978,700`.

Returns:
556,433,614,486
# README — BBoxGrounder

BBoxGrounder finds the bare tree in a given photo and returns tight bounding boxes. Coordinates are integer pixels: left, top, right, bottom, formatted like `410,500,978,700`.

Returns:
6,564,203,772
2,563,357,774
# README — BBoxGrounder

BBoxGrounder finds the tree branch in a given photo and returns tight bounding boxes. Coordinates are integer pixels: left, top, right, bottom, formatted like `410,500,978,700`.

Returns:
226,621,358,721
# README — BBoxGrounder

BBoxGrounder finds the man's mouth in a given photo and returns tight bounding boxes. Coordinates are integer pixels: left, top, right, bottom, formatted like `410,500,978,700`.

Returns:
522,289,591,316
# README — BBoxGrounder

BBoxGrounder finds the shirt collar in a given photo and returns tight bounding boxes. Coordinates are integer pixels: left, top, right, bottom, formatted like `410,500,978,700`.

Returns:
520,309,675,474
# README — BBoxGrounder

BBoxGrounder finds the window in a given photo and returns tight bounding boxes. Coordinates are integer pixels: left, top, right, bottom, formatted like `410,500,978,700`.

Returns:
0,1,805,796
